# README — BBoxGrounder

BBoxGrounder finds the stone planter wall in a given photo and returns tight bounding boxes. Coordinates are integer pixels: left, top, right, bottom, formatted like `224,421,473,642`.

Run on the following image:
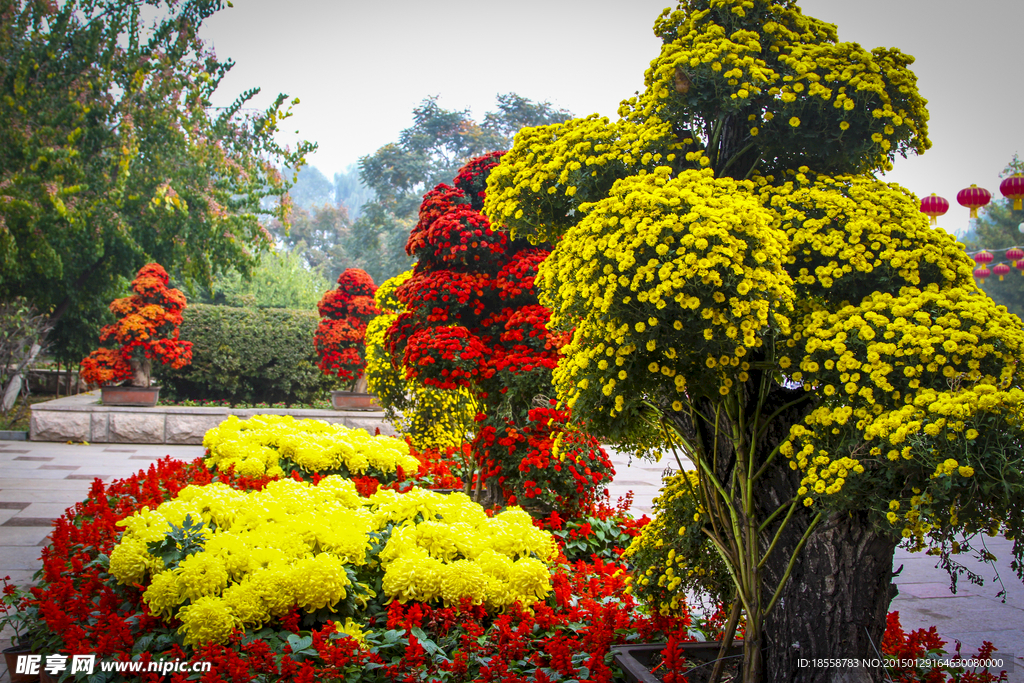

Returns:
29,392,396,445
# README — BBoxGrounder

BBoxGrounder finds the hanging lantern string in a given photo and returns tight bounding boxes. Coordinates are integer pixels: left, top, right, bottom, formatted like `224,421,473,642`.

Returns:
967,246,1024,282
965,247,1024,258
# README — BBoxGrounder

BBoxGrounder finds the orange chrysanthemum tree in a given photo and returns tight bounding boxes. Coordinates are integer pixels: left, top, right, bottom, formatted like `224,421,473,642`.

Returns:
80,264,193,387
314,268,379,391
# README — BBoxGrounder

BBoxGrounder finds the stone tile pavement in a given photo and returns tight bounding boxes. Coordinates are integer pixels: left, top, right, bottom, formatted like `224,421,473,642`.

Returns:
1,439,1020,681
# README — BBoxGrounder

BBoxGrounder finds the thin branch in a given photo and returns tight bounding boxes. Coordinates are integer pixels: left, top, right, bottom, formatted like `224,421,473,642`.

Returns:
754,393,813,444
764,511,823,616
720,141,757,176
758,499,798,567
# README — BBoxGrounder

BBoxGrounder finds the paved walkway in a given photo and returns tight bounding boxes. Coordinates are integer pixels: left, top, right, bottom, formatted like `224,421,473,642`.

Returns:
1,439,1020,681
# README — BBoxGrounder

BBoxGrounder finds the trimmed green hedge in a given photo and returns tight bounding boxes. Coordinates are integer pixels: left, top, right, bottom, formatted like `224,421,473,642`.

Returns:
156,304,338,405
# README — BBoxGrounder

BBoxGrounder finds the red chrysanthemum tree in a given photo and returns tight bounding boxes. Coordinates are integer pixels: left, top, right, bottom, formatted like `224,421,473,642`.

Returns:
80,263,193,387
315,268,379,391
384,152,614,514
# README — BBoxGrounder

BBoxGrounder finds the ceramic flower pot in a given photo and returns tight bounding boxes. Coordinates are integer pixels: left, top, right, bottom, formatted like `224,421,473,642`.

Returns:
610,640,743,683
3,645,40,683
100,385,160,407
330,391,379,411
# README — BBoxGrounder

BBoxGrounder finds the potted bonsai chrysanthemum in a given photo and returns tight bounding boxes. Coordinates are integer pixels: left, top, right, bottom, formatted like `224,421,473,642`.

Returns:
79,263,192,406
315,268,380,409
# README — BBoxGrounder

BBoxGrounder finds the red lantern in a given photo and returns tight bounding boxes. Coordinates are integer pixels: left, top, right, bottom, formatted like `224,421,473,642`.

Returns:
993,263,1011,281
974,265,991,285
973,250,994,265
919,194,949,225
957,185,992,218
1006,247,1024,267
1017,259,1024,276
1000,175,1024,211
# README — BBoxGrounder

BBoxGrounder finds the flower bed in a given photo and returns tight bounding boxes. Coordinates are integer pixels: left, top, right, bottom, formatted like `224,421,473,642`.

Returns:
16,436,688,682
9,417,1009,683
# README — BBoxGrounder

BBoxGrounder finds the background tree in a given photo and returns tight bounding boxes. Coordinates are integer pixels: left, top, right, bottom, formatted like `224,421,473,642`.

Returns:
485,1,1023,681
189,248,332,310
270,204,351,282
0,0,313,367
349,95,572,284
962,154,1024,319
333,164,374,220
283,165,335,210
0,299,52,413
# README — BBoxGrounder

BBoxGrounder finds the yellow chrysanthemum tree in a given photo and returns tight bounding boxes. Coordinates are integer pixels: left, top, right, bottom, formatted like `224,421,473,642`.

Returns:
484,1,1024,682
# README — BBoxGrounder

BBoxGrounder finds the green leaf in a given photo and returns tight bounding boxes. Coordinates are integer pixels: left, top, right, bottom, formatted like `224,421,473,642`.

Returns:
287,634,313,653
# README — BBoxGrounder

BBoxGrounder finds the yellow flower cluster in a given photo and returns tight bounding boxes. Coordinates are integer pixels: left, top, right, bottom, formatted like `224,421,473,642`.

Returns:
392,384,478,453
375,269,413,314
484,114,680,245
541,167,793,420
764,173,975,299
109,479,559,646
364,312,404,403
622,470,728,616
373,489,557,610
203,414,420,480
110,477,373,645
634,0,929,174
781,283,1024,505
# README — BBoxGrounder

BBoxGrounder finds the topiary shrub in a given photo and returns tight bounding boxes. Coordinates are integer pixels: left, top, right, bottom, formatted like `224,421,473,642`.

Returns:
314,268,379,390
156,304,337,405
80,263,193,387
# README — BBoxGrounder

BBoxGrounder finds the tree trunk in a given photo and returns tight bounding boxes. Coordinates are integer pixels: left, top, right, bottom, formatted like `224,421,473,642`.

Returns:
1,343,41,412
760,505,899,683
666,372,900,683
130,357,152,387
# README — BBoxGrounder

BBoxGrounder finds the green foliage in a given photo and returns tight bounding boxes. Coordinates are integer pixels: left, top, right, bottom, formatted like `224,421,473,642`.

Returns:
270,205,352,283
350,94,572,284
156,304,337,405
146,514,207,571
0,0,314,364
192,248,332,310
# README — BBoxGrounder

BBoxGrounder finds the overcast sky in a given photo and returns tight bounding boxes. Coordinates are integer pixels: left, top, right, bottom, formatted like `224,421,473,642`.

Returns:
199,0,1024,236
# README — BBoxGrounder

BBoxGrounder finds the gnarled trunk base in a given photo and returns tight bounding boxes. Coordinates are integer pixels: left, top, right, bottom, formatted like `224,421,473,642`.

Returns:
762,511,898,683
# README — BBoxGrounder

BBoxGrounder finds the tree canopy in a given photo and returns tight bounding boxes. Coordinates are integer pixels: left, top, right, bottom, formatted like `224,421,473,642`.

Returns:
348,95,572,285
189,248,333,310
484,1,1022,680
0,0,314,361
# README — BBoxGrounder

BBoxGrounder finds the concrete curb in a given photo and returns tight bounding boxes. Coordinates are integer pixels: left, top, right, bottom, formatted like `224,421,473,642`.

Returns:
29,392,396,444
